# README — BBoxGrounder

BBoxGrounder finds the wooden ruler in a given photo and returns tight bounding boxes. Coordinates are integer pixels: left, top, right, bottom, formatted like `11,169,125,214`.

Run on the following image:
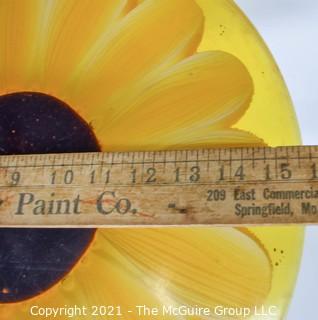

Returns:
1,145,318,227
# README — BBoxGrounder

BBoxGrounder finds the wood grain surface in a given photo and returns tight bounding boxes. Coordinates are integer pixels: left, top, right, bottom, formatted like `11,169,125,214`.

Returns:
1,146,318,227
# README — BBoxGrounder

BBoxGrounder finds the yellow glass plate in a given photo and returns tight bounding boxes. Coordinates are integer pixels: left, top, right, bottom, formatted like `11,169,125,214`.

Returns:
0,1,304,319
197,0,304,318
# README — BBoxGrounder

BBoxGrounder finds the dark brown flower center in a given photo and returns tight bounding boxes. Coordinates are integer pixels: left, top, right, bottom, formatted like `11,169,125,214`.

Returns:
0,92,100,303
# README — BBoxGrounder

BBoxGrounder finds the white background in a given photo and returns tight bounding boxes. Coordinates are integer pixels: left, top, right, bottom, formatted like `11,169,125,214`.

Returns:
235,1,318,319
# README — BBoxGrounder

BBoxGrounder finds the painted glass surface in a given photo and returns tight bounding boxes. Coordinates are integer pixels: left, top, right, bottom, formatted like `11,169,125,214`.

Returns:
0,1,303,319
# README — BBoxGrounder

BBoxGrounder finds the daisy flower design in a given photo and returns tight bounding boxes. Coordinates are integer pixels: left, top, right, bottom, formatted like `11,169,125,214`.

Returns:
0,1,303,319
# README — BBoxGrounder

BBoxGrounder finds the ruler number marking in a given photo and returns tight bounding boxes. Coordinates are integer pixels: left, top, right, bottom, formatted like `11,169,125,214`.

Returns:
51,169,74,185
90,170,96,184
175,167,181,183
234,165,245,181
265,164,271,180
219,165,225,181
131,168,137,184
280,163,292,180
190,166,200,183
311,163,318,179
64,170,74,184
11,171,21,186
51,171,57,185
105,169,111,184
145,167,156,183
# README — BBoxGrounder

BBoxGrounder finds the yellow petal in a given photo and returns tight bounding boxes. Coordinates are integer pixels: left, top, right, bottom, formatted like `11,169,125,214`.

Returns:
97,51,253,149
0,228,271,319
69,0,204,118
0,0,40,92
162,128,265,150
103,228,271,308
0,234,165,319
41,0,137,96
0,0,136,96
105,128,264,152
